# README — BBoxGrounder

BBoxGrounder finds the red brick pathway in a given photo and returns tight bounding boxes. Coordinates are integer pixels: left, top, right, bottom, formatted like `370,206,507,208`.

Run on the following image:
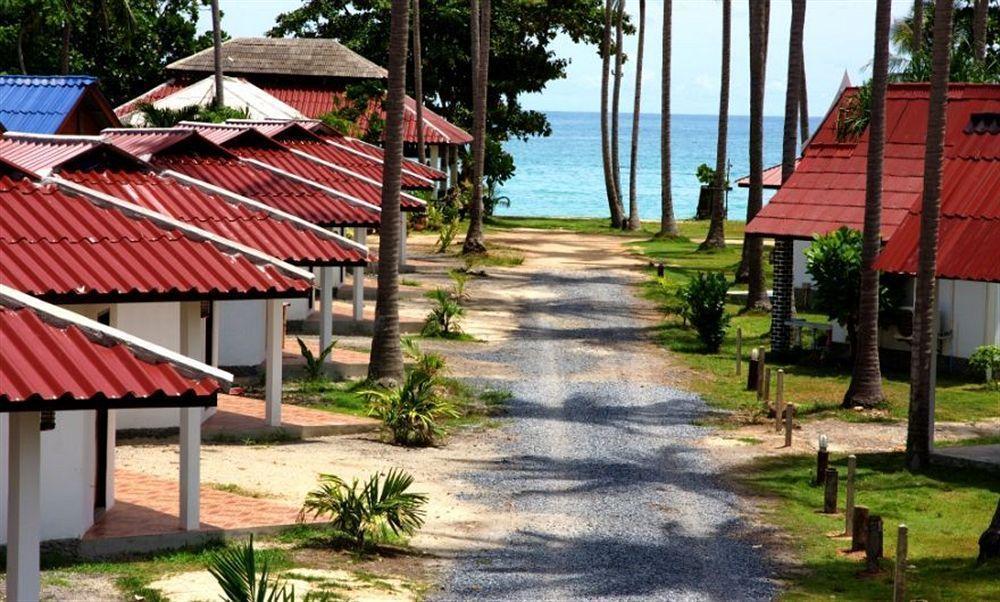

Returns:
203,394,379,438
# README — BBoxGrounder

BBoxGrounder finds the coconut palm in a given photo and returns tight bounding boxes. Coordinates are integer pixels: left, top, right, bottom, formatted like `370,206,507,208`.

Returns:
601,0,623,227
368,0,411,381
743,0,770,310
844,0,892,409
699,0,731,250
658,0,679,237
462,0,490,254
799,61,809,144
973,0,988,61
626,0,645,231
412,0,426,163
907,0,954,471
611,0,626,209
913,0,925,54
210,0,224,107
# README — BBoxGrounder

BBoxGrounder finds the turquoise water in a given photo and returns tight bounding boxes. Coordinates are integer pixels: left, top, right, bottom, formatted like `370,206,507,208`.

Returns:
497,111,821,221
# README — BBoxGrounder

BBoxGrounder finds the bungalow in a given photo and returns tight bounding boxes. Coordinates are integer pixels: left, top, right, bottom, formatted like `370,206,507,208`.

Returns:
746,83,1000,363
1,285,230,602
0,75,120,135
101,127,380,367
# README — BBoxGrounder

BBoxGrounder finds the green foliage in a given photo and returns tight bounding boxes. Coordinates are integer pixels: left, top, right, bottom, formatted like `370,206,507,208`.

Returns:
422,288,465,337
448,270,470,301
196,104,251,123
297,337,336,382
695,163,716,186
427,187,465,253
135,101,251,127
678,271,731,352
363,370,458,446
317,81,387,140
300,469,428,549
207,535,294,602
835,80,873,141
401,337,447,380
969,344,1000,387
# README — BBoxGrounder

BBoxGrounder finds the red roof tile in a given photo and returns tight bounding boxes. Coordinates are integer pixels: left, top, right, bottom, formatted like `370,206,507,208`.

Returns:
736,161,797,189
1,286,225,407
0,133,144,174
0,175,312,302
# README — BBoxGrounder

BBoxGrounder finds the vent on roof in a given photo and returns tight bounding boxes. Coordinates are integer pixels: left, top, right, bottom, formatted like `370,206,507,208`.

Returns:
964,113,1000,134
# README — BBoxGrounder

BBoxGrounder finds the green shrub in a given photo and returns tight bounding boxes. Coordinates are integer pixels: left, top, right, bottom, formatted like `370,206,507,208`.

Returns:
208,535,294,602
401,337,447,380
422,288,465,337
363,370,458,446
679,271,731,352
449,269,470,301
300,469,427,549
297,337,336,382
969,345,1000,388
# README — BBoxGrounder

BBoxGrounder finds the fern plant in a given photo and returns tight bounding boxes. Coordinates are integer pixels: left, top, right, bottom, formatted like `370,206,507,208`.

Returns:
300,469,428,549
208,535,294,602
363,370,457,446
422,288,465,337
401,337,447,380
297,337,336,381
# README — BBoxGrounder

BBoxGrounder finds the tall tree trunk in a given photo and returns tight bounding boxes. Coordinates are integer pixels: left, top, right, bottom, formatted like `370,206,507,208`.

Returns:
601,0,623,227
699,0,731,251
17,25,27,74
773,0,806,355
799,59,809,144
913,0,924,55
658,0,678,236
412,0,426,163
906,0,952,472
844,0,891,409
611,0,626,212
462,0,490,254
368,0,411,382
973,0,988,62
626,0,645,231
60,0,72,74
211,0,224,107
744,0,769,311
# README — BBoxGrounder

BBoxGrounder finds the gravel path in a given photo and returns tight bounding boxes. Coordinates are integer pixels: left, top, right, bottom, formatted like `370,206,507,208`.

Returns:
436,267,775,601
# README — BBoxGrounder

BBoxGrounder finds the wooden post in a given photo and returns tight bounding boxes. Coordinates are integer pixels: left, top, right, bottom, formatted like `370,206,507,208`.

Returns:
747,348,760,391
775,369,785,431
852,505,870,552
823,468,839,513
816,439,830,486
893,524,908,602
763,368,772,403
657,263,665,278
783,403,795,447
866,515,884,572
756,348,767,400
845,455,857,536
735,328,743,376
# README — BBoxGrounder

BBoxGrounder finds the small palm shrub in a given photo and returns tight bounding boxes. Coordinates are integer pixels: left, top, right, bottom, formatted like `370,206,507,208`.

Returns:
300,469,428,549
679,271,731,352
297,337,336,381
449,269,470,301
208,535,294,602
401,337,447,380
969,345,1000,388
422,288,465,337
364,370,457,446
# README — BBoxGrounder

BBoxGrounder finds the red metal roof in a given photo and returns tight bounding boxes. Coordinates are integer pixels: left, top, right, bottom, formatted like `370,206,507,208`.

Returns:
1,286,224,407
60,169,368,267
0,175,313,302
746,84,999,241
0,133,146,174
736,161,797,189
114,79,185,118
103,129,381,228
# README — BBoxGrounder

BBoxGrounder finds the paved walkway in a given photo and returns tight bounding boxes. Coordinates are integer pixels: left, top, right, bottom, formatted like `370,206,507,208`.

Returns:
203,394,379,439
436,266,774,600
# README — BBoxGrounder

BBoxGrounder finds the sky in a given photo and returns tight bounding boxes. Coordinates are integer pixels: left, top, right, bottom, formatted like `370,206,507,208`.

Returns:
201,0,915,117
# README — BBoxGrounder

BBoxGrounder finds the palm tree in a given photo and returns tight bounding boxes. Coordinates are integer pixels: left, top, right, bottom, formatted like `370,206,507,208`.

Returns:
844,0,892,409
211,0,224,107
462,0,490,254
412,0,426,163
601,0,624,227
913,0,925,55
799,61,809,144
658,0,679,237
368,0,411,382
907,0,953,472
973,0,988,62
773,0,806,354
611,0,626,211
699,0,731,250
626,0,645,231
744,0,770,311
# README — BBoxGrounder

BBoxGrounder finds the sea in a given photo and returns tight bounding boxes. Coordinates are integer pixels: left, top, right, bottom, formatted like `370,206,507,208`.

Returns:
496,111,822,221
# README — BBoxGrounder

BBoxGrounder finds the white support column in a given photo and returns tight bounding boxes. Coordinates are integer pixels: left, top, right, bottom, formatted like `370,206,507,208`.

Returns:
337,228,346,285
449,145,460,190
178,301,203,531
209,301,221,368
429,145,442,197
7,411,41,602
400,215,408,270
985,282,999,346
353,228,367,321
264,298,283,427
319,267,334,350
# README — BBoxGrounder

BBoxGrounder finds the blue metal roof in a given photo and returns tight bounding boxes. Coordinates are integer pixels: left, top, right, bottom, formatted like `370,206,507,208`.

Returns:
0,76,97,134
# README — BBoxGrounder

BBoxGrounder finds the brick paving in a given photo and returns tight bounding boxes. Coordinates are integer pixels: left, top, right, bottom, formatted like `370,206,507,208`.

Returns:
203,394,379,437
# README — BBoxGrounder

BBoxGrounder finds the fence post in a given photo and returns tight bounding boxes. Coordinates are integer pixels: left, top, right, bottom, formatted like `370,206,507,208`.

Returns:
736,328,743,376
893,524,908,602
816,435,830,486
775,369,785,432
784,403,795,447
823,468,839,514
756,348,767,401
852,505,870,552
866,515,884,573
845,455,857,536
763,368,772,405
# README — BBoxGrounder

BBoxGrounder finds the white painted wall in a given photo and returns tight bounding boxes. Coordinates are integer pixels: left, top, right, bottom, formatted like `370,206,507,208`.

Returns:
218,299,267,368
792,239,815,289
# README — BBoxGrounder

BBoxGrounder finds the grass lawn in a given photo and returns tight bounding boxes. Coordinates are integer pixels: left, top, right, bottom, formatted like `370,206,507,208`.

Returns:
744,452,1000,600
486,215,746,240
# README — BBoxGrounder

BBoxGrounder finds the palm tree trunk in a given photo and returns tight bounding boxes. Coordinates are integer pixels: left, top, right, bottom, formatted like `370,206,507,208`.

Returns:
906,0,953,472
368,0,411,382
658,0,678,237
60,0,72,75
611,0,626,215
627,0,645,231
699,0,731,251
462,0,490,254
412,0,426,163
744,0,769,311
799,59,809,145
973,0,988,62
844,0,891,409
211,0,224,108
913,0,924,55
772,0,806,354
601,0,623,227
